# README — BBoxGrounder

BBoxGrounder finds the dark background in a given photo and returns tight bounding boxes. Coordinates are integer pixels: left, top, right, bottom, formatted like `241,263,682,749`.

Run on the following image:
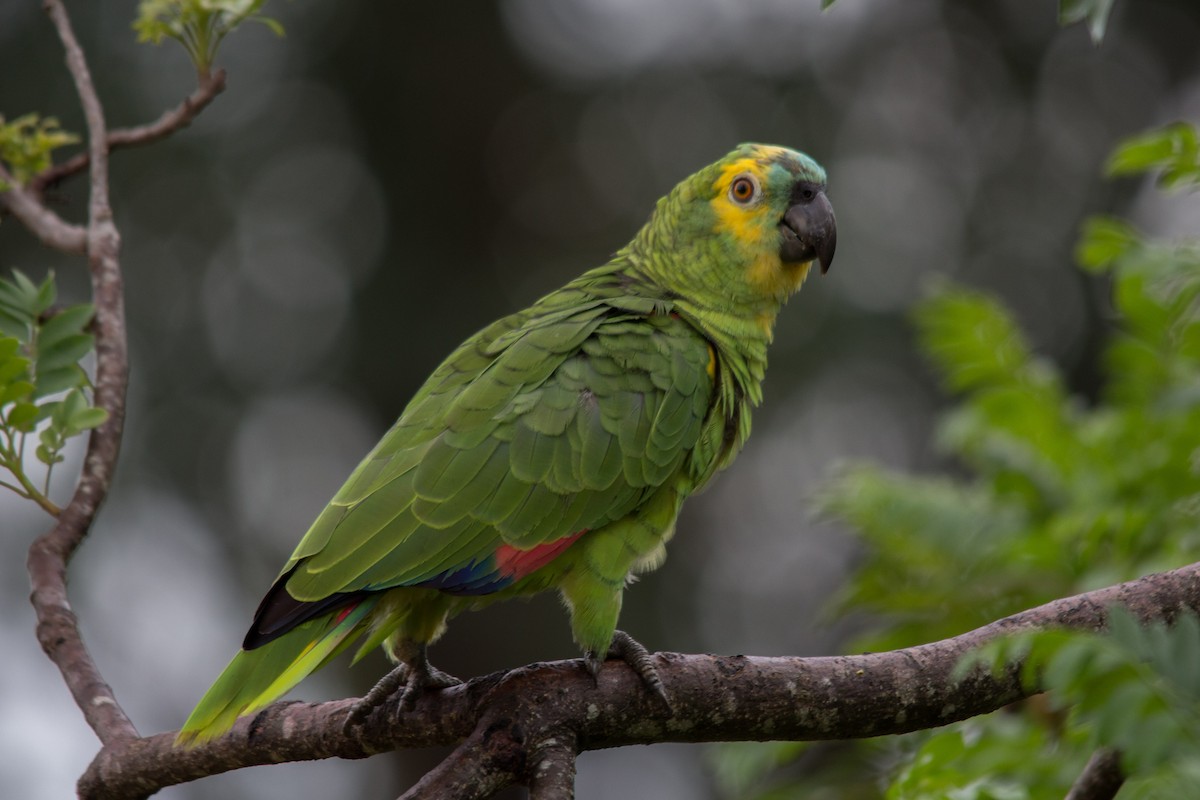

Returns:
2,1,1198,797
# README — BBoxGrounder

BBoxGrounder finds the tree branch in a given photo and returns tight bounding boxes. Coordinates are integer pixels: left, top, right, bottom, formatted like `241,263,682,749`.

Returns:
28,69,228,194
1065,749,1124,800
25,0,136,745
527,733,577,800
0,161,87,252
77,560,1200,799
397,725,524,800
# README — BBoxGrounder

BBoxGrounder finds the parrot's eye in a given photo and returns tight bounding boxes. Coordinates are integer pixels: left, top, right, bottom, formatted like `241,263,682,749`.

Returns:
729,175,760,206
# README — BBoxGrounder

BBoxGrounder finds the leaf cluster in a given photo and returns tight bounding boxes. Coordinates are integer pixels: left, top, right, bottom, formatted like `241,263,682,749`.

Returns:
717,122,1200,798
0,114,79,189
967,609,1200,797
134,0,283,77
0,271,107,515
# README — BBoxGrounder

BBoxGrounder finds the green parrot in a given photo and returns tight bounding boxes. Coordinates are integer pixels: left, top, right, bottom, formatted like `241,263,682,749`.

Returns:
177,143,836,746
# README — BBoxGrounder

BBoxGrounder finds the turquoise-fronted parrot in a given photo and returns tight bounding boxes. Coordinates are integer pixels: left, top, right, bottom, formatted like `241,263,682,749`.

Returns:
177,143,835,745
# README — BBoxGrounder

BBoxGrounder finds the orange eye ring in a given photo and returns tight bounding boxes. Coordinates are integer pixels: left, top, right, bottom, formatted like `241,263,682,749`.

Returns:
729,175,759,205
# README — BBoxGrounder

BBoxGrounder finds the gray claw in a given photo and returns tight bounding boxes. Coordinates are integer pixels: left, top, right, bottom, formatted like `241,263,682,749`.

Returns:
342,651,462,735
585,630,672,711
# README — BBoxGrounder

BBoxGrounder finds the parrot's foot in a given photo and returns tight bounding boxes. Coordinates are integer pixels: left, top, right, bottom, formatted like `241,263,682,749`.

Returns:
585,629,672,711
342,656,462,734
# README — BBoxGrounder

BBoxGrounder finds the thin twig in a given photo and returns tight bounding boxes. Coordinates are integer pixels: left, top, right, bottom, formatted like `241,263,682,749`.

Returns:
1065,749,1124,800
77,560,1200,799
26,0,136,745
29,69,228,194
0,162,87,253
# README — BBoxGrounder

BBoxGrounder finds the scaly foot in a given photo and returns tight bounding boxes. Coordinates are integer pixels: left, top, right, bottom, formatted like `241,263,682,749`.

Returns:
343,647,462,734
585,629,671,710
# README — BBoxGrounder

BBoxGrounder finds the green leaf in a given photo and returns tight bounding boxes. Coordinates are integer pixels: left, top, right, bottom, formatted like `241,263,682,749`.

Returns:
34,271,56,315
33,365,87,398
0,115,79,186
0,308,29,339
7,401,39,431
1107,123,1200,189
65,406,107,435
0,380,34,404
914,287,1037,394
0,353,30,384
135,0,283,75
35,443,64,466
0,271,41,330
36,332,94,373
1059,0,1116,43
1076,216,1140,273
38,304,94,350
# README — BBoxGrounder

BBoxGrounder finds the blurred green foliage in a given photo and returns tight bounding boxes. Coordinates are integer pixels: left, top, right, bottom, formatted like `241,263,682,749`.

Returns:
134,0,282,77
0,114,78,189
961,608,1200,796
715,120,1200,798
0,271,106,516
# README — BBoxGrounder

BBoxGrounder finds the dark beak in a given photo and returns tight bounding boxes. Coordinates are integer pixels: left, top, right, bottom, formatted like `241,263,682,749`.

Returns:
779,188,836,274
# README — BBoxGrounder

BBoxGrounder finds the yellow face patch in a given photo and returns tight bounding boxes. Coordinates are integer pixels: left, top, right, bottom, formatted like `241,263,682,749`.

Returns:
709,147,815,303
710,158,774,248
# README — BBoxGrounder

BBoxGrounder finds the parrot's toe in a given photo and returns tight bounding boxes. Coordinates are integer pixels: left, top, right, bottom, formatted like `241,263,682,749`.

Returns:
342,658,463,735
398,663,463,712
584,630,672,711
343,663,409,734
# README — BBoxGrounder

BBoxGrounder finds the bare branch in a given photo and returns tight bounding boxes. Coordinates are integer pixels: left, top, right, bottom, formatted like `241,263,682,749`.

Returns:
397,726,524,800
0,161,87,252
527,733,577,800
1065,749,1124,800
77,560,1200,800
29,69,229,194
26,0,136,745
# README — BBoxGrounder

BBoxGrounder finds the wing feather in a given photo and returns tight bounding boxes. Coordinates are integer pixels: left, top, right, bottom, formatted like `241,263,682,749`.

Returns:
263,299,716,628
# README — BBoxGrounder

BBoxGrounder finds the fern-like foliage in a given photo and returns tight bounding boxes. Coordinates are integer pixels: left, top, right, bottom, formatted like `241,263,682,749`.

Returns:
722,121,1200,798
0,271,107,516
966,608,1200,795
817,122,1200,797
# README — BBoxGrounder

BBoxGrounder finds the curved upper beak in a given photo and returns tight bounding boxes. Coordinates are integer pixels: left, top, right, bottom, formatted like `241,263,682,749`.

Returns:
779,189,836,274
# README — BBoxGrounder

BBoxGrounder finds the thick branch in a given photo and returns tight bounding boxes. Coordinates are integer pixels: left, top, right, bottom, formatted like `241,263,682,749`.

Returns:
29,69,228,194
26,0,135,745
527,733,577,800
397,725,524,800
77,560,1200,799
1065,749,1124,800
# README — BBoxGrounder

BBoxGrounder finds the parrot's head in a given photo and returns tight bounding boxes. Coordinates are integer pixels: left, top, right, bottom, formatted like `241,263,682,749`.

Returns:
633,143,836,311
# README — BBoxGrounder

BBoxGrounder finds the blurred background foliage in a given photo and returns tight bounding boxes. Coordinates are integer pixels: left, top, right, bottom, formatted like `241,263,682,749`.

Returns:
713,122,1200,799
1,1,1199,798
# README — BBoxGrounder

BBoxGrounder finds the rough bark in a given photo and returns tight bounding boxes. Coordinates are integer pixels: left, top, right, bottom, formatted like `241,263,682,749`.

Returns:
76,561,1200,799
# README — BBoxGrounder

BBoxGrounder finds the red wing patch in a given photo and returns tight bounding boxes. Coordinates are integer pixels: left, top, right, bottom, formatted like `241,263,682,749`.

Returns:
495,530,587,580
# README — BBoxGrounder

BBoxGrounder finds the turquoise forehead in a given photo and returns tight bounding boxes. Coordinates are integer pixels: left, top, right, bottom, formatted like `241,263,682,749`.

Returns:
731,143,826,185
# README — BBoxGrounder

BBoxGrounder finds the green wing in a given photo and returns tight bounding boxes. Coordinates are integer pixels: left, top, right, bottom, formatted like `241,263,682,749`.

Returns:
278,293,715,602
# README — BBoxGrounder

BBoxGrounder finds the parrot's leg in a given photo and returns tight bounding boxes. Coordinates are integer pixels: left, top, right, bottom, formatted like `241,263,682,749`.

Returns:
586,629,671,709
344,594,460,732
343,641,462,732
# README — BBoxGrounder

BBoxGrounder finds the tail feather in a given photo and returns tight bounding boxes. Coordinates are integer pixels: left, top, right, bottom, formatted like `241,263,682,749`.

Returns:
176,597,378,747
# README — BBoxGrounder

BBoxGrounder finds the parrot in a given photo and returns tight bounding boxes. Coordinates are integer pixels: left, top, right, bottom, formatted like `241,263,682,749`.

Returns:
176,143,836,746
